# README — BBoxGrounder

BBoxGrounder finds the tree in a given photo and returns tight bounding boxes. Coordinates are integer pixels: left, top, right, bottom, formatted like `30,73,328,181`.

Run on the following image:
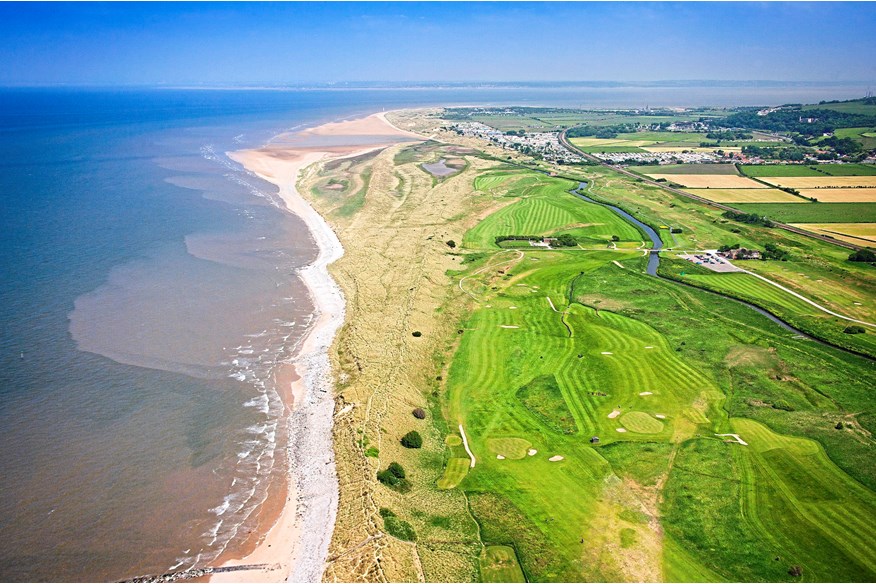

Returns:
401,431,423,449
849,249,876,263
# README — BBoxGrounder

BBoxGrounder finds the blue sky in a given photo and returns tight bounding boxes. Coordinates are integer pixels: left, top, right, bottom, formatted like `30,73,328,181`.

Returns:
0,2,874,86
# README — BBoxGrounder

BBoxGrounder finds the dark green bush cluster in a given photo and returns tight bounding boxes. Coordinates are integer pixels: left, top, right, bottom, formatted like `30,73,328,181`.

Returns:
552,233,578,247
762,243,790,261
844,325,866,334
401,431,423,449
848,249,876,263
722,210,773,227
411,331,422,337
377,462,410,491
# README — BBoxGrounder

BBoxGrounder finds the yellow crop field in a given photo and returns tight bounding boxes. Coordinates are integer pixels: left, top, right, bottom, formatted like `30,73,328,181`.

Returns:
684,188,806,203
761,176,876,188
647,174,766,189
798,188,876,202
791,222,876,245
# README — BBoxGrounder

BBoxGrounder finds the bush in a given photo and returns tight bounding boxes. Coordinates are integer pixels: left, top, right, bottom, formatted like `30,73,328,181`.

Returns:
772,400,794,412
788,565,803,578
384,516,417,541
387,462,406,479
411,331,422,337
611,235,620,242
835,422,845,430
446,240,456,249
844,325,866,334
379,507,395,519
364,447,379,458
401,431,423,449
848,249,876,263
670,227,683,234
412,407,426,419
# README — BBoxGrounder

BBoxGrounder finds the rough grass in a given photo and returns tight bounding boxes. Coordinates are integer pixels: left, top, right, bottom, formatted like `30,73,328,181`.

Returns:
479,545,526,583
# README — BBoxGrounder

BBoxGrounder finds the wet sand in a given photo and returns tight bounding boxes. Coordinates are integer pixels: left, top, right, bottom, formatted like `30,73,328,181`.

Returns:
211,113,419,582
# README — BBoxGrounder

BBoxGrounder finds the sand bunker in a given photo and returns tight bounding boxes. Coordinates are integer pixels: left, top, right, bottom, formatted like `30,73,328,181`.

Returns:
509,306,518,309
499,325,520,329
655,414,666,419
548,455,564,462
639,391,653,396
616,428,627,433
496,455,506,460
608,409,621,419
644,346,654,349
601,351,613,355
527,449,537,456
716,433,749,446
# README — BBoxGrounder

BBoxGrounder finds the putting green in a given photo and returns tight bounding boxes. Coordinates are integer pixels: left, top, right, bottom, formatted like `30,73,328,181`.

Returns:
444,434,463,447
436,457,470,490
619,411,664,434
486,437,532,459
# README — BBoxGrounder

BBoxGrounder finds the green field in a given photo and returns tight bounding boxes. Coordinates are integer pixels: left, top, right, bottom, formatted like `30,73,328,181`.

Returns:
740,163,876,177
732,202,876,223
463,170,643,248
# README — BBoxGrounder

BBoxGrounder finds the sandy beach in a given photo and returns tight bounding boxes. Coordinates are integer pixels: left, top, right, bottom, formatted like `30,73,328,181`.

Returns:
211,113,422,582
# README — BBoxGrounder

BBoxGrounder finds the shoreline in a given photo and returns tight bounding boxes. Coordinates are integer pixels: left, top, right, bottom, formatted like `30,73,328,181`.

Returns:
211,112,422,582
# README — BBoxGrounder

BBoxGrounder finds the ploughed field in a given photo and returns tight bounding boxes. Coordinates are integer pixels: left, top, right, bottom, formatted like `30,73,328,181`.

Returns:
436,168,876,581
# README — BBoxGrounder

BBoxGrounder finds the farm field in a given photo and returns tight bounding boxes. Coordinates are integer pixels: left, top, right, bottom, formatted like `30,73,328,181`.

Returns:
759,176,876,189
740,163,876,177
683,188,805,203
633,163,740,175
731,202,876,223
797,188,876,203
790,222,876,245
647,174,765,188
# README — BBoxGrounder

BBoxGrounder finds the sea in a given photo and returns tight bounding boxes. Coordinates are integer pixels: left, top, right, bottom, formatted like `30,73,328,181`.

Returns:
0,82,868,582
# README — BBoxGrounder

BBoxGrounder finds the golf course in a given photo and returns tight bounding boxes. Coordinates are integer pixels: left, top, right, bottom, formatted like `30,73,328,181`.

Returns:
302,110,876,583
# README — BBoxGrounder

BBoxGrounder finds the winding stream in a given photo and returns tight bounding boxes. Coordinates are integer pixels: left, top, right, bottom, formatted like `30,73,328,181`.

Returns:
570,182,813,337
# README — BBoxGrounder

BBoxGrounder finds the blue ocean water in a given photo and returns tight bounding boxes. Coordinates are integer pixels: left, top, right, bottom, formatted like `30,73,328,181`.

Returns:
0,84,868,581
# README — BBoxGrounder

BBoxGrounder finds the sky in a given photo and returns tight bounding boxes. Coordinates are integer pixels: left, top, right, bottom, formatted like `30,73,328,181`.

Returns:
0,2,874,86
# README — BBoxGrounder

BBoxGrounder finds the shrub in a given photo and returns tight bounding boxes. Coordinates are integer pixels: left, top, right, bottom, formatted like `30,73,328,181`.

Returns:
848,249,876,263
835,422,845,430
412,331,422,337
379,507,395,519
788,565,803,578
412,407,426,419
446,240,456,248
401,431,423,449
670,227,683,234
387,462,406,479
772,400,794,412
364,447,380,458
611,235,620,242
384,516,417,541
844,325,866,334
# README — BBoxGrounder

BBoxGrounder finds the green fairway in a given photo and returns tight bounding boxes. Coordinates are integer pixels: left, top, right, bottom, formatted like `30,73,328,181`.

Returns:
463,170,643,249
731,202,876,223
479,546,526,582
437,457,470,490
